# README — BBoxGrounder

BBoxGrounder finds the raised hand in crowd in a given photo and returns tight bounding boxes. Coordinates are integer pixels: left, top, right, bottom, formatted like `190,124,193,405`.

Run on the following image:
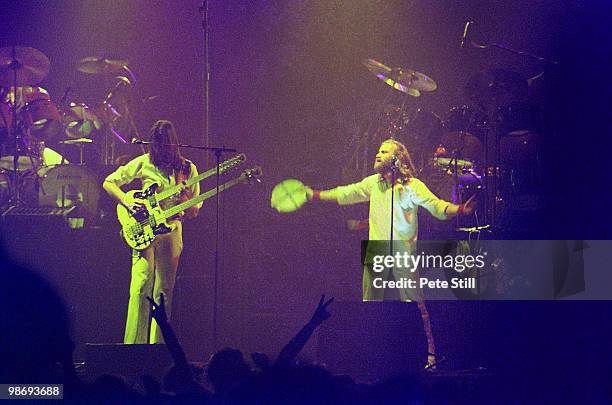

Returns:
309,294,335,326
276,294,335,366
146,293,168,325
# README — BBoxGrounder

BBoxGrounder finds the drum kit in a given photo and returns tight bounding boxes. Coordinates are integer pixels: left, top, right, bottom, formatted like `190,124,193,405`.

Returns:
0,46,138,222
357,58,544,235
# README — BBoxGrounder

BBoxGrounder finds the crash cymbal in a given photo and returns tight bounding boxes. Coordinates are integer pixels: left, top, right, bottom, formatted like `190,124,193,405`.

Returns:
0,46,50,87
363,58,437,96
440,131,483,161
76,56,128,75
465,69,528,108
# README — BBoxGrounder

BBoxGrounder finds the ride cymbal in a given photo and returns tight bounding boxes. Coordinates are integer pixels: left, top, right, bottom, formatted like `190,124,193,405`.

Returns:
0,46,50,87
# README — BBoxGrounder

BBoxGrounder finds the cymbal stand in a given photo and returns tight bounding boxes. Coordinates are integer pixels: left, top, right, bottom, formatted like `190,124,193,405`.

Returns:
8,46,22,205
466,24,559,230
343,69,410,179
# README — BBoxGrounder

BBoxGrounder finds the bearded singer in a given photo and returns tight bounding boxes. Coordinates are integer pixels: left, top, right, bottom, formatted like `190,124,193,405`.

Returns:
103,120,201,344
304,138,475,369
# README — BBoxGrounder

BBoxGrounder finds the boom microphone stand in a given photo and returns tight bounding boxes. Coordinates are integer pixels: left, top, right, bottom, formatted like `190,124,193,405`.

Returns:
131,139,236,349
461,21,559,230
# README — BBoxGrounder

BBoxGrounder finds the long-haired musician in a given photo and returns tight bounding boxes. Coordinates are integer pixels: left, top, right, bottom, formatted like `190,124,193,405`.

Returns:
103,120,201,344
304,138,475,369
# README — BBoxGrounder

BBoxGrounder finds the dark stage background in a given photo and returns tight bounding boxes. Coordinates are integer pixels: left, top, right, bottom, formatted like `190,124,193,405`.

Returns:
1,0,611,381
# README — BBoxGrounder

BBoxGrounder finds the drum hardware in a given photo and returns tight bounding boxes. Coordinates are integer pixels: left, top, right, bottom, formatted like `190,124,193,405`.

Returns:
76,56,129,76
363,58,437,96
344,59,439,180
460,21,558,231
59,138,93,165
0,46,50,205
63,102,102,139
0,47,50,88
75,61,134,166
37,164,100,221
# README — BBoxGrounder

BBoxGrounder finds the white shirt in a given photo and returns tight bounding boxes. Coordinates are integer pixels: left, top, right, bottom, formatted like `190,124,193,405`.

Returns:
334,174,450,241
104,153,201,208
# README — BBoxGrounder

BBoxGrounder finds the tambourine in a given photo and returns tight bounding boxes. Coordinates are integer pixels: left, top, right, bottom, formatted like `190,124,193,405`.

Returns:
270,179,308,213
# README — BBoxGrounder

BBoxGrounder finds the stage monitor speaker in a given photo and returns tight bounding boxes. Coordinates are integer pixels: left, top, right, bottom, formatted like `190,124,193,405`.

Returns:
317,301,426,383
84,343,172,384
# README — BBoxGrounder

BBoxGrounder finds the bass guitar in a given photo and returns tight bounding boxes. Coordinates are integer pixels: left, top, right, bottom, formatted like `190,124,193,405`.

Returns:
117,165,261,250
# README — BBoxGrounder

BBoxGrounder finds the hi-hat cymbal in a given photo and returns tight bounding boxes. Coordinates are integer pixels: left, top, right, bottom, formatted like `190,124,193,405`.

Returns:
59,137,94,144
363,59,437,96
0,46,50,87
76,56,128,75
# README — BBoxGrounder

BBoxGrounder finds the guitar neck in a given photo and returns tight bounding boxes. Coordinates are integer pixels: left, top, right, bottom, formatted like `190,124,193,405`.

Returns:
156,154,245,201
163,176,244,218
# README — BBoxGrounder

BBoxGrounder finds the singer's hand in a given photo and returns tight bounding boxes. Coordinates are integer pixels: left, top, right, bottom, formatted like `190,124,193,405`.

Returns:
460,194,477,216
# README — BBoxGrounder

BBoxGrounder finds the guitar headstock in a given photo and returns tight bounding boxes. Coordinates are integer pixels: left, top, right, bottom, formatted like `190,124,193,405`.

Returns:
219,153,247,174
239,166,263,184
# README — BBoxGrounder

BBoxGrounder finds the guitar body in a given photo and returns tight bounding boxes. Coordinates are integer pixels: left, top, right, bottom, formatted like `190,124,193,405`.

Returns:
116,184,175,251
115,165,262,250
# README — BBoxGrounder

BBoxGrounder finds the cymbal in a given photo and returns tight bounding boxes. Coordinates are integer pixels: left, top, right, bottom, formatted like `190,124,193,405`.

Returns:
363,59,437,96
76,56,128,75
0,46,50,87
440,131,483,161
465,69,527,107
59,137,94,144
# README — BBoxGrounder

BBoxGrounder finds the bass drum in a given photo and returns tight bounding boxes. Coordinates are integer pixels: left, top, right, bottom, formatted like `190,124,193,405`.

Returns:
37,165,100,220
496,103,543,135
497,130,543,211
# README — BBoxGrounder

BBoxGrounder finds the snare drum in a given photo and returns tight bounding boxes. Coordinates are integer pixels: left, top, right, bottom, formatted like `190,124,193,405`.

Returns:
38,164,100,219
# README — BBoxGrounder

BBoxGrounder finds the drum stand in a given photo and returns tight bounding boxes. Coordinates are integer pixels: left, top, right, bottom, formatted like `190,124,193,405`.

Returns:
7,47,24,206
464,24,559,233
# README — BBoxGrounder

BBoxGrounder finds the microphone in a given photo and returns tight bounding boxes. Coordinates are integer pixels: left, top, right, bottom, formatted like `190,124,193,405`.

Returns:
460,21,473,49
391,155,400,171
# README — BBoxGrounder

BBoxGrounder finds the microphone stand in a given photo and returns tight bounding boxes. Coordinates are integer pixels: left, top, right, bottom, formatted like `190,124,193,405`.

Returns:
465,27,559,229
8,46,22,205
469,39,559,66
200,0,211,168
389,161,398,256
133,139,236,350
